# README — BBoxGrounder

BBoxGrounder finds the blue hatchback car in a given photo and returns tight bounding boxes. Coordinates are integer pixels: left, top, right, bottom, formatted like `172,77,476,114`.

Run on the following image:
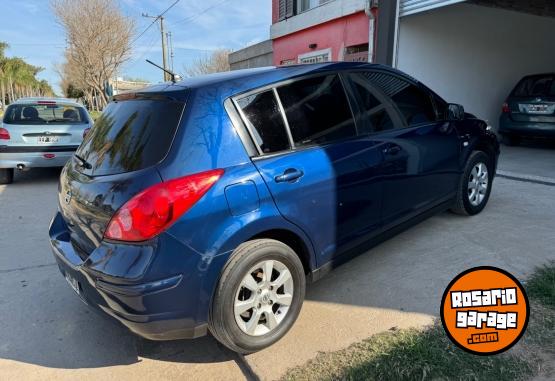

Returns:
49,63,499,353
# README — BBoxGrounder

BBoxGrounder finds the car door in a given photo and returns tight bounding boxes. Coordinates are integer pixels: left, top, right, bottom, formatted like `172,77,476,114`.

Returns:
348,71,461,227
234,74,384,266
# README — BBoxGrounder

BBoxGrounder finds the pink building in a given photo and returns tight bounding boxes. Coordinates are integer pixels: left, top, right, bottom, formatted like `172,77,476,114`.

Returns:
271,0,378,66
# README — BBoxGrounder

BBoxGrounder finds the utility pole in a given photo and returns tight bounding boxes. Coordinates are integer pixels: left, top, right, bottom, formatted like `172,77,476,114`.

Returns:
167,31,175,72
142,13,169,81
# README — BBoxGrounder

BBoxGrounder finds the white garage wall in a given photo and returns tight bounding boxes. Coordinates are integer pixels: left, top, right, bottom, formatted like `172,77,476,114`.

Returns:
397,3,555,128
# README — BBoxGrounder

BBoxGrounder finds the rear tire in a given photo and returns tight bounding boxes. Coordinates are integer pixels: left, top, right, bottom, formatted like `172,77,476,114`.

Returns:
451,151,493,216
0,168,14,184
209,239,305,354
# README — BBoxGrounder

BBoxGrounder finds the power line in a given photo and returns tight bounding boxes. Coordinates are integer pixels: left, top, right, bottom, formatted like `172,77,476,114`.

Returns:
132,0,180,46
170,0,231,27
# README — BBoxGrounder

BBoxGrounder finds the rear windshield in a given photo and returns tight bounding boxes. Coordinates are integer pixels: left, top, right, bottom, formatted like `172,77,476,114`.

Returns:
3,103,88,125
512,75,555,97
75,99,184,176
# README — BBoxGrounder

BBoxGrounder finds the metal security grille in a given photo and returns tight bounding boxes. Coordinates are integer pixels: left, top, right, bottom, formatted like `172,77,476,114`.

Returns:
400,0,467,16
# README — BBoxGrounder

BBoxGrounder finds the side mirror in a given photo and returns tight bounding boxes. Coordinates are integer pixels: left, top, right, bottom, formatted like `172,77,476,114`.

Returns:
447,103,465,121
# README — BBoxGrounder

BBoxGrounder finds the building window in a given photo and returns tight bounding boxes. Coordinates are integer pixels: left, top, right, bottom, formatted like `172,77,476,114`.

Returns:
344,44,369,63
280,59,297,66
298,48,331,64
298,0,333,13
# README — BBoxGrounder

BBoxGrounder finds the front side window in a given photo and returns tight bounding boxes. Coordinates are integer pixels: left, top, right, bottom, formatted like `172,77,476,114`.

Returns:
3,103,88,125
348,73,395,134
362,72,436,127
277,74,356,147
237,90,290,154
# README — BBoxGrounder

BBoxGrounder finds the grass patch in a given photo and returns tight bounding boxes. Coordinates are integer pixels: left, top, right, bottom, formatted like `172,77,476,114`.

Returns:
282,263,555,381
526,261,555,308
281,323,533,381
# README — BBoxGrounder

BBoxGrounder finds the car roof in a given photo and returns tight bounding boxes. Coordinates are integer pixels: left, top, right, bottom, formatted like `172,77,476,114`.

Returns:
125,62,407,101
13,97,84,107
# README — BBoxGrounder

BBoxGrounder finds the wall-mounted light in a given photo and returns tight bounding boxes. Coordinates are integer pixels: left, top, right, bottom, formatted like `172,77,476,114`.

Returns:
309,43,318,49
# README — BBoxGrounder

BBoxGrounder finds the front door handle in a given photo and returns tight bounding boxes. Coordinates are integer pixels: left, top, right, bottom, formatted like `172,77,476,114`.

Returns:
275,168,304,183
383,145,401,156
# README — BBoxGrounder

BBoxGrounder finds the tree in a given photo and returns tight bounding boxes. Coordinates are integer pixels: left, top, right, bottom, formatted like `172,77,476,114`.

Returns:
0,42,54,109
184,49,232,78
52,0,134,109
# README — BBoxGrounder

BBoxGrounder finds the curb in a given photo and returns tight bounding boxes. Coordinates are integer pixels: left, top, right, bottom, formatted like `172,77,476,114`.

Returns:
496,170,555,186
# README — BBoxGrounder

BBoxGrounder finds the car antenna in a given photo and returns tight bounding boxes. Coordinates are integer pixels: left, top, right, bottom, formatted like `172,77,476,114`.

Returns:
146,59,181,83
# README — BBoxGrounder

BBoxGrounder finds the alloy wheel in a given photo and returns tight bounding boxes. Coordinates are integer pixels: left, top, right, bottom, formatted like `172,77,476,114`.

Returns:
468,162,489,206
234,260,294,336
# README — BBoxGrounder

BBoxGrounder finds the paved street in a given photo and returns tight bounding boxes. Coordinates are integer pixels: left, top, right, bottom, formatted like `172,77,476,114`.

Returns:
1,144,554,381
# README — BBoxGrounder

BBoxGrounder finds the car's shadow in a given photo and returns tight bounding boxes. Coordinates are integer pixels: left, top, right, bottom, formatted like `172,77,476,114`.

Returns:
11,167,63,185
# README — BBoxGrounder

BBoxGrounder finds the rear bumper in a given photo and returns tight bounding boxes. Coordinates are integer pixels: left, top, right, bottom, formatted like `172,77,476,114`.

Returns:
0,149,77,168
499,115,555,137
48,211,225,340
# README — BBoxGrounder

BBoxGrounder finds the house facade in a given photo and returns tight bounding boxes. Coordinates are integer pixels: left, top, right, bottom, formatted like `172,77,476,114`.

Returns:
271,0,378,65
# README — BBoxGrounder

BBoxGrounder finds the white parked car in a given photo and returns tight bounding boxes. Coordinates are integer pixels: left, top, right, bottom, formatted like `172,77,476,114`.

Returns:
0,97,92,184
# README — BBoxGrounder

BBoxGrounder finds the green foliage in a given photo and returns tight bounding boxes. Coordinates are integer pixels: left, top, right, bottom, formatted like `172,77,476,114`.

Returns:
0,41,54,104
527,261,555,308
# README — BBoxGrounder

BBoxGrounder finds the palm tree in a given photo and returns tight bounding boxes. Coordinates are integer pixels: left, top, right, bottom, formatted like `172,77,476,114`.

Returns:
0,41,55,107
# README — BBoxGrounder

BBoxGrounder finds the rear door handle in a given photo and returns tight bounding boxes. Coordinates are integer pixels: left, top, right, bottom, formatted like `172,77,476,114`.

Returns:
383,145,401,156
275,168,304,183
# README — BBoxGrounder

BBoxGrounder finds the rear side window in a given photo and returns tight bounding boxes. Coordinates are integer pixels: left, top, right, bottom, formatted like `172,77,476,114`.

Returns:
363,72,436,127
277,75,356,147
236,90,290,154
76,99,184,176
3,103,88,125
348,73,395,134
512,76,555,97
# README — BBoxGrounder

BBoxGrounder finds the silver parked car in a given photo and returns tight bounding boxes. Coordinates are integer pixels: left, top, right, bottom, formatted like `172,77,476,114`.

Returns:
0,97,92,184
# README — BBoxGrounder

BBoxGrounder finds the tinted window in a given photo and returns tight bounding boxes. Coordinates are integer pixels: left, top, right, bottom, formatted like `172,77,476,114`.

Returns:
362,72,436,127
237,90,290,154
512,75,555,97
3,103,88,125
349,73,395,134
277,75,356,146
76,99,184,176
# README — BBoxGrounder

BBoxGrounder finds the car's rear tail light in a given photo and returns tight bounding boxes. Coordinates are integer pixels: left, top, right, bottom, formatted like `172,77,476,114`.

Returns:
104,169,224,242
502,103,511,113
0,128,10,140
83,128,91,138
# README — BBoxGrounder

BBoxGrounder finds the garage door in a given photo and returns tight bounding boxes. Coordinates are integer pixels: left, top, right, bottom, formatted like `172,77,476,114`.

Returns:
400,0,466,16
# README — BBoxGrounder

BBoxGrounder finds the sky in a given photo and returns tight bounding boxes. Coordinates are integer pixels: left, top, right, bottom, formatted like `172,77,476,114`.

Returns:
0,0,271,95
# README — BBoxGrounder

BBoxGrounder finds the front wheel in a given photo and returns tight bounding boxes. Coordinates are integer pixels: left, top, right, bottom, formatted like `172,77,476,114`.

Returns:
451,151,493,216
209,239,306,354
0,168,14,184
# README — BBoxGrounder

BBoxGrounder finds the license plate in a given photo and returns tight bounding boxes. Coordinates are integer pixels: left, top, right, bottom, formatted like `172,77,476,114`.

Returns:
522,104,552,114
38,136,58,143
65,273,80,295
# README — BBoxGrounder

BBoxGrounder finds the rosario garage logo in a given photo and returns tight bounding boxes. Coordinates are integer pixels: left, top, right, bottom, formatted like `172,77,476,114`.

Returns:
440,266,529,355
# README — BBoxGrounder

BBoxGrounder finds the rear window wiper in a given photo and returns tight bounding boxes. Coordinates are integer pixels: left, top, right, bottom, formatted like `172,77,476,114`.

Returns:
74,154,92,170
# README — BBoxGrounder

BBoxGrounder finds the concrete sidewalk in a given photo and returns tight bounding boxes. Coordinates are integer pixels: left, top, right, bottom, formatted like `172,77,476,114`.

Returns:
0,159,554,380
